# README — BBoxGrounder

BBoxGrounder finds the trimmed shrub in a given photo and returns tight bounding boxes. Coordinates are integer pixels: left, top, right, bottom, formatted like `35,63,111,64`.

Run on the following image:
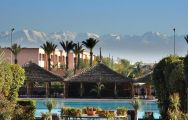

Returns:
12,100,36,120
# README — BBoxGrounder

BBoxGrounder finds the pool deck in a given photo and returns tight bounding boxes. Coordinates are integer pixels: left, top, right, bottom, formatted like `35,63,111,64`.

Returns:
20,97,158,102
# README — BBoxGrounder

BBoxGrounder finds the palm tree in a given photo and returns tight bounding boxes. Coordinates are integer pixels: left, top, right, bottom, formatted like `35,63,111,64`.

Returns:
131,98,141,120
60,40,75,70
44,99,57,120
45,98,57,113
73,42,84,73
8,43,22,64
184,35,188,44
40,41,57,71
90,82,104,98
82,38,99,67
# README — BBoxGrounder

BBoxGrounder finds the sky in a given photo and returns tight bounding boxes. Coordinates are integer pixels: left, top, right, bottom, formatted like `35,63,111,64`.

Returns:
0,0,188,35
0,0,188,63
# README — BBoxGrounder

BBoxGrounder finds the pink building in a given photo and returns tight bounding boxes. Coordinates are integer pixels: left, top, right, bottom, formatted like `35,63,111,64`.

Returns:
3,48,94,70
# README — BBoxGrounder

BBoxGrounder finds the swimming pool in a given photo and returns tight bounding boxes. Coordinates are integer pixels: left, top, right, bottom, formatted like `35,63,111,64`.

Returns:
35,99,160,119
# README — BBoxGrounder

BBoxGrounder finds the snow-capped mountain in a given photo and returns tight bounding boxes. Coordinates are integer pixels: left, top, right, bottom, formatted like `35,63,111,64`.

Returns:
0,29,187,63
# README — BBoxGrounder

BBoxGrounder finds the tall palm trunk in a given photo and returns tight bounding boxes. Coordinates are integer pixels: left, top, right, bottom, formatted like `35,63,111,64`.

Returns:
14,55,17,64
74,57,77,74
90,50,93,67
48,55,51,71
66,52,69,70
77,53,80,69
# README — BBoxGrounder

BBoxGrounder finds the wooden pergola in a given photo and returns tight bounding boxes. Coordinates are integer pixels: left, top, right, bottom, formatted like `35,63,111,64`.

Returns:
64,63,133,98
20,62,64,98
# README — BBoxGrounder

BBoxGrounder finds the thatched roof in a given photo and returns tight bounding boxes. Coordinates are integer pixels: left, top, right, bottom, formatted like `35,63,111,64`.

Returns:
133,71,153,83
65,63,133,83
23,62,64,82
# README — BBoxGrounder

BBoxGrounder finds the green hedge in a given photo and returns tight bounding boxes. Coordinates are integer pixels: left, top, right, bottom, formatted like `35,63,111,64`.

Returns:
12,100,36,120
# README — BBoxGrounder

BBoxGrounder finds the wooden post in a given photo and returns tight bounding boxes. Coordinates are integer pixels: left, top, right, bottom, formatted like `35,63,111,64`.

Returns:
80,82,83,98
64,82,69,98
26,81,30,98
131,83,134,98
114,82,117,98
45,82,49,98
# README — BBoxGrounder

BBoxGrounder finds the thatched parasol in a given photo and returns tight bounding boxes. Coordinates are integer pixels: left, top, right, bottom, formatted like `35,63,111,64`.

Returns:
65,63,133,83
23,62,64,82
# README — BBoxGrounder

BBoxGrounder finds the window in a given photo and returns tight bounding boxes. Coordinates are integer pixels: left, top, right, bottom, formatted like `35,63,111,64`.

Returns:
59,56,62,62
42,54,45,61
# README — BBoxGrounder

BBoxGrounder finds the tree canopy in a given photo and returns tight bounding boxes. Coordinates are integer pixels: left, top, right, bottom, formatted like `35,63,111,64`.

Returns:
153,55,186,120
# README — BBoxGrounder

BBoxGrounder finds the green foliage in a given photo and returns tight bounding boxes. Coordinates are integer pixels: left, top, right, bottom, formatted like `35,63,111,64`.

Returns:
8,64,25,101
8,43,22,64
116,107,128,116
60,40,75,70
0,48,5,64
45,99,57,113
131,98,141,120
12,100,36,120
167,93,181,120
0,62,25,120
41,41,57,70
90,82,105,98
0,93,16,120
167,93,188,120
63,69,74,78
93,56,113,69
41,112,52,120
153,55,186,120
114,59,133,77
113,59,153,78
79,58,90,69
0,62,13,97
73,42,84,70
82,37,99,67
61,107,82,117
131,98,141,112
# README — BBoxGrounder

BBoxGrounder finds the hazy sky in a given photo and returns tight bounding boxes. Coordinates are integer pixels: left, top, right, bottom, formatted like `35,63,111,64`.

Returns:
0,0,188,63
0,0,188,35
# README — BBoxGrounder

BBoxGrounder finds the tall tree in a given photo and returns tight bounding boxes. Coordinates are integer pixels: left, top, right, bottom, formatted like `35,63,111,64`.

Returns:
9,43,22,64
60,40,75,70
73,42,84,72
184,35,188,44
40,41,57,71
153,55,186,119
82,38,99,67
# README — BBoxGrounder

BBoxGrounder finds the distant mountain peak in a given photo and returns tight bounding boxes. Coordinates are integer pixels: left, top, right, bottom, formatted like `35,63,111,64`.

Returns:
87,32,100,39
0,29,186,63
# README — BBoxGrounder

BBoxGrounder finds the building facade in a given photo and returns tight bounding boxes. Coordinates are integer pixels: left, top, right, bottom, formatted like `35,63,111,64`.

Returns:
3,48,94,70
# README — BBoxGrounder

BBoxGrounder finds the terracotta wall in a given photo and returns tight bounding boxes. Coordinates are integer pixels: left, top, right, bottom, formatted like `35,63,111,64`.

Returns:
3,48,39,66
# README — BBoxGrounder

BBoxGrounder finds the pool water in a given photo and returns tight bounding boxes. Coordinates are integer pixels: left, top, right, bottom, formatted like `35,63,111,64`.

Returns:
36,99,160,119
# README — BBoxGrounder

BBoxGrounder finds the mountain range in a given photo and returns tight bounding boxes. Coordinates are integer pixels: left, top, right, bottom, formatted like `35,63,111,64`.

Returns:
0,29,187,63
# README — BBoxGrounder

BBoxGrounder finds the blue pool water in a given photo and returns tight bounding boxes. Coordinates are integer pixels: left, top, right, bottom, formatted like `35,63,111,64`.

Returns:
35,99,160,119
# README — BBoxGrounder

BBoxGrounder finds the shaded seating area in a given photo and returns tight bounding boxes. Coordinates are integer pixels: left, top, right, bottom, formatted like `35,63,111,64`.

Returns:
133,71,155,99
19,62,64,98
64,63,133,98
